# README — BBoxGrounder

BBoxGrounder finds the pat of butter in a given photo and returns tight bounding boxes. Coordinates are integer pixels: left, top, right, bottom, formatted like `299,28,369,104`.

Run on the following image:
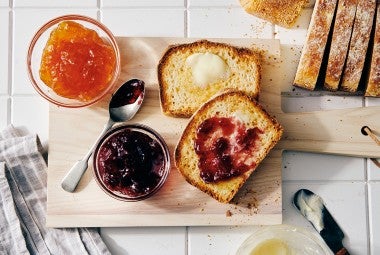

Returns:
250,239,292,255
186,52,229,86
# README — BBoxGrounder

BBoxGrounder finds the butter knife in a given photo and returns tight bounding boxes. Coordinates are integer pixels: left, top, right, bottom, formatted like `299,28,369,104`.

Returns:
293,189,350,255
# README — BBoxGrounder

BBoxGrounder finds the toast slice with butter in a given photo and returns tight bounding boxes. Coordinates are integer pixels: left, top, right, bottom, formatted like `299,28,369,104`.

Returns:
175,91,283,203
158,40,261,118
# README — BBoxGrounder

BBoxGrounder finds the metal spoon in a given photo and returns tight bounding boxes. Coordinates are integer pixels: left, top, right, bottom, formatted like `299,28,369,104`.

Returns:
61,79,145,192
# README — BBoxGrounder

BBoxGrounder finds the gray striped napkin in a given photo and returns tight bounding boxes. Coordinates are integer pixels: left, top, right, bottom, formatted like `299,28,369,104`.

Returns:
0,125,111,255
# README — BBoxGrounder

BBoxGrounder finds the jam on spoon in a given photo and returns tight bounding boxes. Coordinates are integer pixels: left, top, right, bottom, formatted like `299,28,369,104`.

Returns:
61,79,145,193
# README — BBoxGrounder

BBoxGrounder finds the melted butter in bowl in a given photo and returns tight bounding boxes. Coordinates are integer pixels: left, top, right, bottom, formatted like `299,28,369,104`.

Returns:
236,225,331,255
249,238,292,255
186,52,230,86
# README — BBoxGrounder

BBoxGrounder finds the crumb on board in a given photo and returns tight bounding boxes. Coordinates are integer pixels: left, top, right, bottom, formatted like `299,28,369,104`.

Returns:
226,210,233,217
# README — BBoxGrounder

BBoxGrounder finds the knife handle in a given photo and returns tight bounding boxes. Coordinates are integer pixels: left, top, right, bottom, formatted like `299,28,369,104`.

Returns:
336,247,349,255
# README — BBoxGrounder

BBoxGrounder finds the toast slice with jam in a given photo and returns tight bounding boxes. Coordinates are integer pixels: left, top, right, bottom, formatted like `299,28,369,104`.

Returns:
174,91,283,203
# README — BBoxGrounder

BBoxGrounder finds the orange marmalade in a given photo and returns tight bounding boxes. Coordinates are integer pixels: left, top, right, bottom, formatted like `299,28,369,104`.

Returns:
39,21,116,102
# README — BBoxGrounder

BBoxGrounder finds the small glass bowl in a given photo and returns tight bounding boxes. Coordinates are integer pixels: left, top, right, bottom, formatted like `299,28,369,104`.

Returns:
236,224,332,255
93,124,170,202
27,14,120,108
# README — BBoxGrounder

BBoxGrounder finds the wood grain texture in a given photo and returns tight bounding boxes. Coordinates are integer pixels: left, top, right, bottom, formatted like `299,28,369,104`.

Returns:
47,38,282,227
47,37,380,227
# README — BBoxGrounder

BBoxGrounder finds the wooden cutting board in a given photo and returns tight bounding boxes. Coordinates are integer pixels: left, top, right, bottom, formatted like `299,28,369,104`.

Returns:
47,37,380,227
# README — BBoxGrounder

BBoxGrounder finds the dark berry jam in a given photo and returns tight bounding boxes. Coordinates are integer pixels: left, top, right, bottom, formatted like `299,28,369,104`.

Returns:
194,116,263,183
96,126,167,198
109,79,144,108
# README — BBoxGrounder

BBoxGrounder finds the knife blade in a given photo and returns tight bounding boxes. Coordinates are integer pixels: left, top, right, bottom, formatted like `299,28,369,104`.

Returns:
293,189,350,255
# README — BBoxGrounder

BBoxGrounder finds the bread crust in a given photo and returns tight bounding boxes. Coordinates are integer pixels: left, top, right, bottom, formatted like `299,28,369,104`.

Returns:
341,0,376,92
174,91,283,203
365,3,380,97
158,40,261,118
324,0,357,91
294,0,338,90
239,0,308,28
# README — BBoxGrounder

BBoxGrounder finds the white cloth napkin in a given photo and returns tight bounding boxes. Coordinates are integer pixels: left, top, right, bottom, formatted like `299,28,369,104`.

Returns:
0,125,111,255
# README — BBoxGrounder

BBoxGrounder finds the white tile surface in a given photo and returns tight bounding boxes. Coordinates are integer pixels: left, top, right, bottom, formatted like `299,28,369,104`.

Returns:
14,0,96,7
4,1,379,255
282,182,368,255
366,97,380,107
369,182,380,254
188,7,274,38
283,151,365,181
12,9,97,95
100,227,187,255
188,226,255,255
0,97,9,130
368,159,380,181
11,96,48,143
101,0,184,7
101,9,185,37
275,8,312,45
0,0,8,7
0,9,9,95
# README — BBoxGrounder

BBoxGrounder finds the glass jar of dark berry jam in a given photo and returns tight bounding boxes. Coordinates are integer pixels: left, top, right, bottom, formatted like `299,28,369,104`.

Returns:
93,124,170,201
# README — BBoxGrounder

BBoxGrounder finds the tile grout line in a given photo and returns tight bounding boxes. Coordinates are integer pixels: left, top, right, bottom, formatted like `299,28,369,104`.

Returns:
8,7,13,126
184,0,188,38
365,158,372,255
185,226,189,255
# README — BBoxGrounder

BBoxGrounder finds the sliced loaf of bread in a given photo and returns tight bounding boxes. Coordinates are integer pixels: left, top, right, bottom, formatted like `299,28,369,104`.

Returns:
341,0,376,92
294,0,338,90
324,0,358,91
366,3,380,97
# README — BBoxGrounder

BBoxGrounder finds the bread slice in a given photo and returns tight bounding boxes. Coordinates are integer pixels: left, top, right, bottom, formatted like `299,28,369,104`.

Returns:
294,0,338,90
341,0,376,92
324,0,358,91
365,3,380,97
174,91,283,203
239,0,308,28
158,40,261,118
